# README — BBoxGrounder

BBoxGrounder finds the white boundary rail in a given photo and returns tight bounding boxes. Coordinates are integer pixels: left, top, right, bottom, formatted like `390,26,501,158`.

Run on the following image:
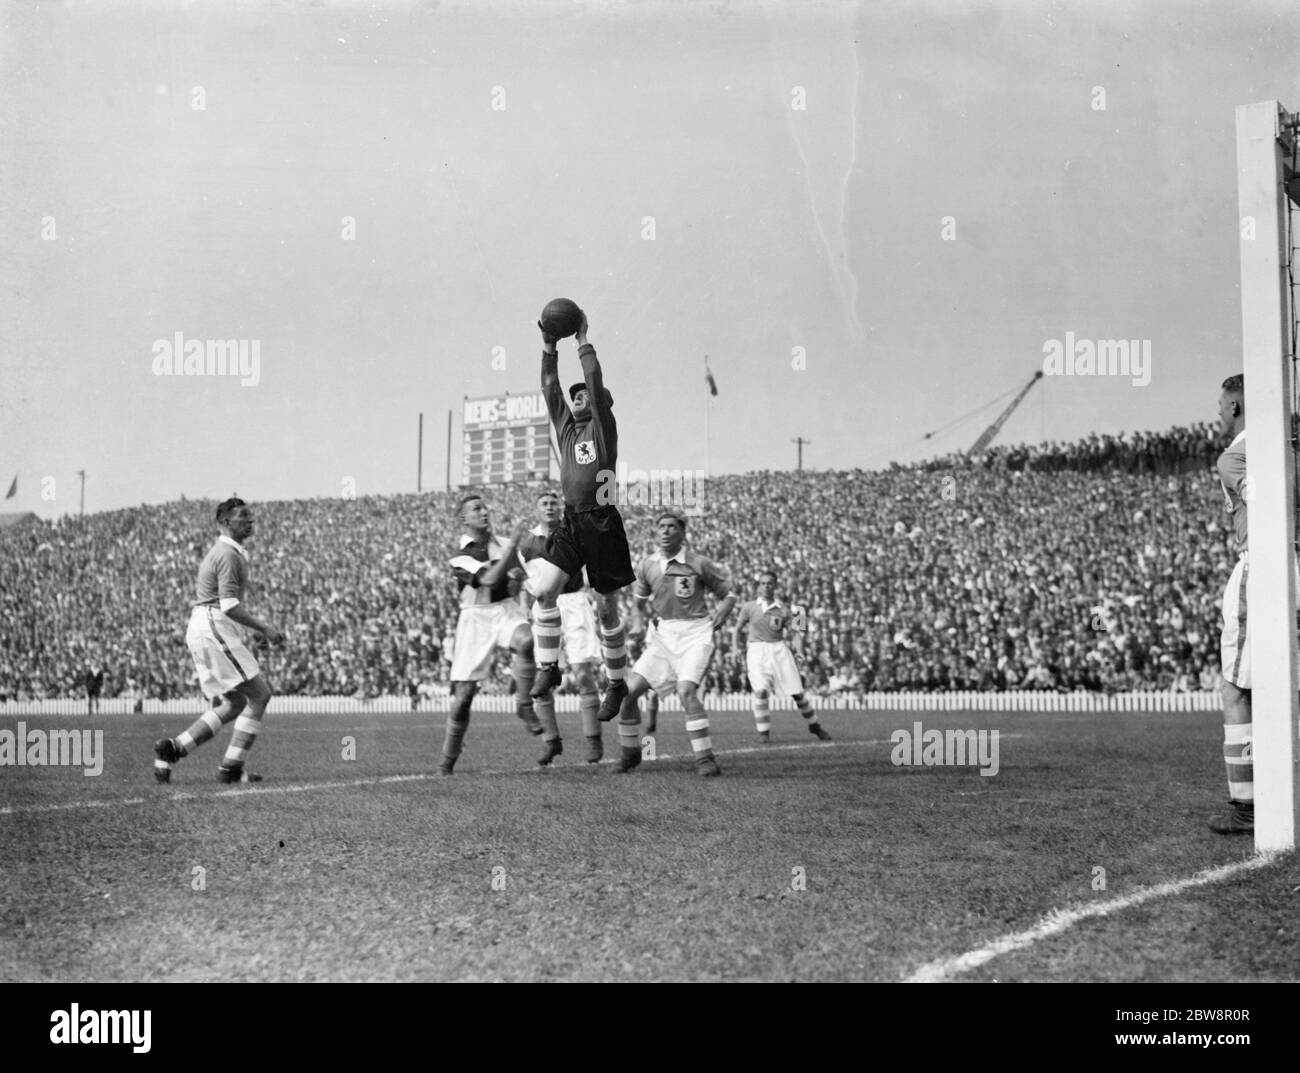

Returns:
0,690,1224,718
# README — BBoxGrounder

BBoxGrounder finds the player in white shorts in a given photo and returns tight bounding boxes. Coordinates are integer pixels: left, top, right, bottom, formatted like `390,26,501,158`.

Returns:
153,498,285,785
1212,375,1254,835
732,568,831,744
517,490,608,766
439,495,542,775
610,510,736,777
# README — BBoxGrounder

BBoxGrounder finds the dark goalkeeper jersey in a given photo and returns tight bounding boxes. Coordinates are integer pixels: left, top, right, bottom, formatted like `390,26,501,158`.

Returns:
542,343,617,511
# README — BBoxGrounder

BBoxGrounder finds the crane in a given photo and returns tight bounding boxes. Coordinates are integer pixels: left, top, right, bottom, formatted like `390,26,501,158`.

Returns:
967,370,1044,455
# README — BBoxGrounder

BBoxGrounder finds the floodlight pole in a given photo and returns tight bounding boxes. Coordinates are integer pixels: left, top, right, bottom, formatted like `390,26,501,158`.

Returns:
1236,99,1300,853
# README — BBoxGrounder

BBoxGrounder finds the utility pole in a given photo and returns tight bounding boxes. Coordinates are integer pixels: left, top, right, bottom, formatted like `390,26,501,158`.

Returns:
792,438,810,471
417,413,424,493
76,469,85,517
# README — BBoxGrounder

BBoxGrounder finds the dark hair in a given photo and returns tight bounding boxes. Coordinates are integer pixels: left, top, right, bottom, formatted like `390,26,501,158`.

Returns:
656,509,687,531
457,494,484,516
760,567,778,581
1222,374,1244,395
215,497,247,525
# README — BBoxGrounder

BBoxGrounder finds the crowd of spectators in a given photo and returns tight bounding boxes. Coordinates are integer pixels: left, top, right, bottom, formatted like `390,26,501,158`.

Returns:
0,422,1239,702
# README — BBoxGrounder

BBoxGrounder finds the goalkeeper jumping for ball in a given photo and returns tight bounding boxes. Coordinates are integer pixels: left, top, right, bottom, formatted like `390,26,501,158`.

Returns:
527,309,635,721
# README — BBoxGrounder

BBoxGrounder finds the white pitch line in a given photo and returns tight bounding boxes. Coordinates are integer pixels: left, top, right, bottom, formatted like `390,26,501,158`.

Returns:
0,737,903,816
904,853,1285,983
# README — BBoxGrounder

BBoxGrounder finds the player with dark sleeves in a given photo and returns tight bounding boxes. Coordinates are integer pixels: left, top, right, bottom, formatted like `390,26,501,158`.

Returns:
527,309,635,721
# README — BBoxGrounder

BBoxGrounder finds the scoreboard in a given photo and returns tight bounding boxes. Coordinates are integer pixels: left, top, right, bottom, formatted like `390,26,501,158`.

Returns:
461,392,552,486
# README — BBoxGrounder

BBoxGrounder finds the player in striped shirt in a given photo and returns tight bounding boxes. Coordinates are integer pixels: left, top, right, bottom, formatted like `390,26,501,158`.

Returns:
439,495,542,775
610,510,736,776
153,498,284,784
732,569,831,743
517,490,606,766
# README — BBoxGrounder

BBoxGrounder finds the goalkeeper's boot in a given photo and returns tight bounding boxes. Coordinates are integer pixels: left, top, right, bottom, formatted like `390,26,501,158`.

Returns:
517,701,543,736
615,746,642,773
153,738,179,783
438,756,456,777
585,735,603,764
808,722,832,741
538,737,563,767
530,664,562,700
1208,800,1254,835
598,678,628,722
217,765,262,784
758,730,771,744
696,755,722,778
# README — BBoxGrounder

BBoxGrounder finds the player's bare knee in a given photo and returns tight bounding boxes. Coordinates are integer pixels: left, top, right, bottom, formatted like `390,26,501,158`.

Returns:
755,689,769,701
677,682,698,704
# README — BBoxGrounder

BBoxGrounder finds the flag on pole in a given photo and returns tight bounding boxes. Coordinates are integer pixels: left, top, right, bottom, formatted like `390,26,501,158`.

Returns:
704,357,718,397
4,475,14,500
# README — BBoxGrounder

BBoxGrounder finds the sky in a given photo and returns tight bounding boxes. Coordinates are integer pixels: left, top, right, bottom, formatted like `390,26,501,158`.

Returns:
1,0,1298,518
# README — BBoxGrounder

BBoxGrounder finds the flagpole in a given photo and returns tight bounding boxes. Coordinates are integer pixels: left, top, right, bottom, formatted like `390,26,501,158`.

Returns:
703,356,711,479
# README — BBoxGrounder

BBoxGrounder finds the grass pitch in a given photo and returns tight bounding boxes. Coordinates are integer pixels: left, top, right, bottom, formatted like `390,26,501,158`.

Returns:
1,704,1296,982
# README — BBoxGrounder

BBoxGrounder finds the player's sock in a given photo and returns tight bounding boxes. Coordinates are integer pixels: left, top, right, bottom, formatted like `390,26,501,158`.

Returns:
1224,722,1253,803
684,697,714,761
532,603,562,668
535,691,560,741
579,689,601,738
511,653,542,733
600,623,627,683
795,695,818,725
174,694,243,757
220,713,262,772
753,694,771,735
617,702,641,767
441,698,472,765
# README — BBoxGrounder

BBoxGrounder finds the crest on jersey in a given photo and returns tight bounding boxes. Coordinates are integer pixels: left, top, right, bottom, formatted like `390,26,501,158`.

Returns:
575,440,596,465
767,611,784,631
674,574,696,599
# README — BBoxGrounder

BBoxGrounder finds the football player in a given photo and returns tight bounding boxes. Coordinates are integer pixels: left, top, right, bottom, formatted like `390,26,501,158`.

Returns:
527,311,635,723
732,568,831,743
517,490,606,765
610,510,735,776
439,495,542,775
1210,375,1253,834
153,498,284,784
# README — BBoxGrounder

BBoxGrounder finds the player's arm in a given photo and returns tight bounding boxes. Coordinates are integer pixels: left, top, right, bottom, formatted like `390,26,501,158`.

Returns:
730,602,749,650
474,521,531,591
217,557,283,643
576,314,616,451
787,603,807,661
632,558,657,626
538,323,569,430
703,562,736,631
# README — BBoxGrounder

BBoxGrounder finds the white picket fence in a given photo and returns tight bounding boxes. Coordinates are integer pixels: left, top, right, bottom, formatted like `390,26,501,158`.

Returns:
0,690,1223,718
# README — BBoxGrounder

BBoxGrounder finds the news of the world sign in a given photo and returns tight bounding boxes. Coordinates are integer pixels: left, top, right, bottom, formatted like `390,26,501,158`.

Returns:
461,392,551,486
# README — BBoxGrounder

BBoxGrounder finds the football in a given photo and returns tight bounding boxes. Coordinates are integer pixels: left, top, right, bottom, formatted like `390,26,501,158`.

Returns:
540,297,584,339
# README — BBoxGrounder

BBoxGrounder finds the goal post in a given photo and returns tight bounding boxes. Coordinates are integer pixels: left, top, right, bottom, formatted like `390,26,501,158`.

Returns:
1236,99,1300,853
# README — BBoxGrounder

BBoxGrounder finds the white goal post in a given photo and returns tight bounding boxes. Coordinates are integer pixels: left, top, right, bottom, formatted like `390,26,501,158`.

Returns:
1236,99,1300,853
